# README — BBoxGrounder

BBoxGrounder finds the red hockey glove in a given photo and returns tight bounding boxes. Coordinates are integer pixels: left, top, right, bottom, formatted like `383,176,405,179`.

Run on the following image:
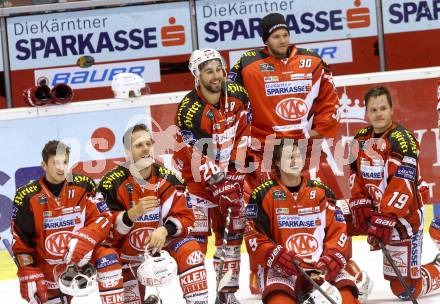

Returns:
266,245,299,276
17,266,48,303
348,198,374,232
210,169,245,217
65,227,99,266
317,249,347,281
367,213,396,245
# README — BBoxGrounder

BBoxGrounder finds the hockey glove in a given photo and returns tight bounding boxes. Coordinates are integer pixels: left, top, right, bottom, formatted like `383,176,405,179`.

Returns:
65,227,99,266
348,198,374,232
367,213,396,245
17,266,48,303
317,249,347,281
266,245,299,276
210,169,244,217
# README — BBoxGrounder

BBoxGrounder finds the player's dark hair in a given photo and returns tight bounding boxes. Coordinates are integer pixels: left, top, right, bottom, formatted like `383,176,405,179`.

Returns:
42,140,70,164
364,86,392,109
122,124,151,150
272,138,300,176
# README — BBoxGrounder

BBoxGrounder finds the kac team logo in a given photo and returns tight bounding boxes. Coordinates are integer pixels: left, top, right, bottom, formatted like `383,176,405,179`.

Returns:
276,98,308,121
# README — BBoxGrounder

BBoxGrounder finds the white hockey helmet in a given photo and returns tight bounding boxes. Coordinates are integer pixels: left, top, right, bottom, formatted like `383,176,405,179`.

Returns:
55,264,98,297
137,250,177,287
188,48,226,77
303,281,342,304
111,72,146,99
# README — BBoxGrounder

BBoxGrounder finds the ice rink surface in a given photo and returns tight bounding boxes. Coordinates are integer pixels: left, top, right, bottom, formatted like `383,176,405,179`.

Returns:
2,238,439,303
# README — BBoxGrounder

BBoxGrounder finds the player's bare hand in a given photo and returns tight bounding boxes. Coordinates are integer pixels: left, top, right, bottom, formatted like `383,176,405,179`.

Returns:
146,226,168,253
128,196,158,221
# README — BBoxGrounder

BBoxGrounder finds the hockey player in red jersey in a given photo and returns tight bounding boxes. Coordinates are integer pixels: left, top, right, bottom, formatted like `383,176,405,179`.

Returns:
172,48,250,303
99,124,208,304
244,139,361,304
11,140,124,304
349,86,440,299
228,12,341,190
228,12,367,296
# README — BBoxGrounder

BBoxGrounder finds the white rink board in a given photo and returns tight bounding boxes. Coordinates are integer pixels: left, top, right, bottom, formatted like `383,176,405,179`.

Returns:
1,239,439,303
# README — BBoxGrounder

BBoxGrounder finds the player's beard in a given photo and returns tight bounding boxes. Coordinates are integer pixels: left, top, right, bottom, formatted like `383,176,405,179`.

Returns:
269,45,289,59
200,78,223,94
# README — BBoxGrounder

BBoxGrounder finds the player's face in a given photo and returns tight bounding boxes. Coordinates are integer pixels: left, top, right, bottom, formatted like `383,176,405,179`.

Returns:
42,154,69,184
128,130,154,170
198,59,225,94
266,28,290,59
366,94,393,134
277,144,304,177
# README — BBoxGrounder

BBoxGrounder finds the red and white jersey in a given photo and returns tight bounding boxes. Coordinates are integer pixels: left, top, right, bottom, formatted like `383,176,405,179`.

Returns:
172,81,250,202
349,122,426,238
11,175,110,266
229,46,339,147
245,178,349,266
98,164,194,262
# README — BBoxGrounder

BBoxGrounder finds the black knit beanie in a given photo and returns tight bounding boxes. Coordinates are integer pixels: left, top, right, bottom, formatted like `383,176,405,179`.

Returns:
261,13,288,43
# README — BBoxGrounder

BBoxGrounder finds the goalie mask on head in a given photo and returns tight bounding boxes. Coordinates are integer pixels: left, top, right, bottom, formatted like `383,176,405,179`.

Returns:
112,72,146,99
188,48,226,88
55,264,98,297
137,250,177,287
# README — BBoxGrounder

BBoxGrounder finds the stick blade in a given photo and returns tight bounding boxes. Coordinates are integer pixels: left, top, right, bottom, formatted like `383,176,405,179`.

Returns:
217,269,233,292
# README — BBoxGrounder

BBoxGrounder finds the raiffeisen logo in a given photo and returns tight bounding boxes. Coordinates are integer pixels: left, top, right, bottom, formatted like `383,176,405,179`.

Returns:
202,0,371,42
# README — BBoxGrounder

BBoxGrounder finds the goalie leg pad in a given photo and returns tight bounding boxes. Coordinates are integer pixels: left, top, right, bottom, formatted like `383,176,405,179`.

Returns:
213,245,241,292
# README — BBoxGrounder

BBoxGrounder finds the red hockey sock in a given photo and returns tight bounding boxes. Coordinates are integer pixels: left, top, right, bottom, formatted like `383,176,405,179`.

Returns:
266,290,296,304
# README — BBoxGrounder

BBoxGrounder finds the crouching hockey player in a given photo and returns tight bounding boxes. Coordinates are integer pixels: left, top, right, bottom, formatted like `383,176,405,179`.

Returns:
244,139,361,303
11,140,124,304
348,86,440,300
99,124,208,304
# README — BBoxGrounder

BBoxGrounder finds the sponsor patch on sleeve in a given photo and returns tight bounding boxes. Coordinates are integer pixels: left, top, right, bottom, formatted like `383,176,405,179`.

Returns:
95,253,119,269
395,165,416,182
97,200,110,213
228,72,237,81
246,204,258,219
335,208,346,223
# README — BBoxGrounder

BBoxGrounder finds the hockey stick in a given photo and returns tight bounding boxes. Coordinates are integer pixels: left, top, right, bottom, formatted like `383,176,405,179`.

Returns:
2,238,43,304
215,206,233,299
293,260,338,304
378,241,418,304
